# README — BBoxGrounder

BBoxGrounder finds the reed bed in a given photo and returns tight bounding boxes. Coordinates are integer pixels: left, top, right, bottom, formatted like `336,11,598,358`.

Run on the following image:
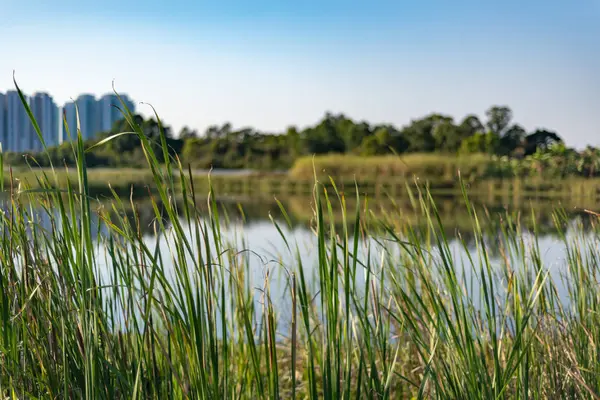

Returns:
0,84,599,399
289,153,498,180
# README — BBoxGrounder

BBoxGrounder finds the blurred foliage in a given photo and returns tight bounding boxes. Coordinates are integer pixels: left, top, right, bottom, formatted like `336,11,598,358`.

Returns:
5,105,600,179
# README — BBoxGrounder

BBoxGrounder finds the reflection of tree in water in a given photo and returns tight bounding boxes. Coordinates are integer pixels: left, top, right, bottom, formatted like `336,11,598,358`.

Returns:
4,194,598,248
227,194,600,249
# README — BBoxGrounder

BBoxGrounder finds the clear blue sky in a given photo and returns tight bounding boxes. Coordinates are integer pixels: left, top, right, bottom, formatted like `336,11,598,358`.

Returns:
1,0,598,147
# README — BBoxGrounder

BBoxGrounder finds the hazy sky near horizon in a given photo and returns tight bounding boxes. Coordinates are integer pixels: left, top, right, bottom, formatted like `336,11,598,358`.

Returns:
1,0,599,147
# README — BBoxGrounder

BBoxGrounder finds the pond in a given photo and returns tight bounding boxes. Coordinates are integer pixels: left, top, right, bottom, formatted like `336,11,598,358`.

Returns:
18,190,600,327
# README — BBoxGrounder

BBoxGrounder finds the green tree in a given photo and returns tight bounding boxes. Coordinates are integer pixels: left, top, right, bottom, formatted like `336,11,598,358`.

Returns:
346,122,372,152
402,114,452,152
578,146,600,177
526,149,551,176
524,129,562,156
285,126,302,158
544,142,577,177
459,132,500,154
302,113,346,154
459,115,484,136
433,120,466,152
358,126,403,155
179,126,198,139
486,106,512,136
499,124,526,155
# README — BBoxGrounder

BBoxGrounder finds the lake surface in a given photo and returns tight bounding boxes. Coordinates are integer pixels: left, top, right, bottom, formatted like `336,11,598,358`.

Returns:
21,191,600,320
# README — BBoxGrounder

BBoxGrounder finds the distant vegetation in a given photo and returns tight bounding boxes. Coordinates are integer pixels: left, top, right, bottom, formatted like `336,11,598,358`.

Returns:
291,149,600,181
5,105,600,179
291,153,507,180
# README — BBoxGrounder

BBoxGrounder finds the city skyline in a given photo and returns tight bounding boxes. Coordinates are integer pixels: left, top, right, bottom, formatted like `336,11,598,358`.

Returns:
0,90,135,152
61,93,136,142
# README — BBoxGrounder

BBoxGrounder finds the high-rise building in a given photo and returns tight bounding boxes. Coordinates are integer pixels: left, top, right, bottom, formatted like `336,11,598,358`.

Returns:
62,94,135,142
6,91,30,153
99,93,135,132
76,94,99,141
30,92,59,150
2,90,136,150
61,102,77,143
0,93,6,152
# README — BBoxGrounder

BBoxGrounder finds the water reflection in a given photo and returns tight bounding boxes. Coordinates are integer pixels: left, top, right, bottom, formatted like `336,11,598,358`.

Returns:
10,193,600,248
5,192,600,331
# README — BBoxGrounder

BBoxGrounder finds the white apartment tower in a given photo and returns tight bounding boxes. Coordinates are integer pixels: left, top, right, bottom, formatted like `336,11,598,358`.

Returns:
30,92,59,150
0,93,6,152
76,94,99,141
99,93,135,132
61,102,78,143
6,91,30,152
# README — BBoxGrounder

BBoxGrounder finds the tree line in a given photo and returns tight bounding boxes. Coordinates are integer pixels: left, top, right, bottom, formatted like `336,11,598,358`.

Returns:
5,105,600,177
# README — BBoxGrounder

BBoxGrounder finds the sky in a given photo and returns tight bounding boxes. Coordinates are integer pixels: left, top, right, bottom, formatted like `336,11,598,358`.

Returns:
1,0,599,147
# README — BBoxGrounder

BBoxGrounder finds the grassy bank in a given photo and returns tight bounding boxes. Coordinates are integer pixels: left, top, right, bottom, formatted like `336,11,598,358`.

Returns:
10,166,600,201
290,153,500,180
6,167,156,197
290,153,598,181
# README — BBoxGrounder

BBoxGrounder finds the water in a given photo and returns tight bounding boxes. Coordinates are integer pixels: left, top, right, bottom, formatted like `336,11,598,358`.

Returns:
10,192,600,327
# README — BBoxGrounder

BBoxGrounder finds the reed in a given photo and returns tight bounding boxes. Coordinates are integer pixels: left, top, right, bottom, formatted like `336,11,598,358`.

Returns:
289,153,498,180
0,82,598,398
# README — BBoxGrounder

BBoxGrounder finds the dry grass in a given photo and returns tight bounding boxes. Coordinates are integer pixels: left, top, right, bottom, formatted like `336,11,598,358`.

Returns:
289,153,498,180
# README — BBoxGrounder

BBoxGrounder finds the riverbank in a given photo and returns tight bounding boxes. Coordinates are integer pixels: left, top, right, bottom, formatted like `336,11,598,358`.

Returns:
8,166,600,201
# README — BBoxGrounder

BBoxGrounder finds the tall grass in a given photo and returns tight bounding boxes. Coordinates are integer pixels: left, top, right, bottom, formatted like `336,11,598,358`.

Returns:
289,153,501,180
0,83,599,398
